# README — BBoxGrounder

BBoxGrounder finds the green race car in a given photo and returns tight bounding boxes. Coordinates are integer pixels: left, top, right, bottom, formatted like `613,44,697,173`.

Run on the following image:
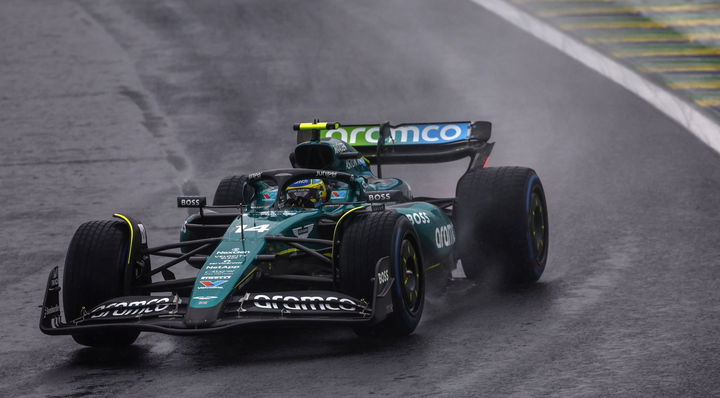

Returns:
40,121,549,346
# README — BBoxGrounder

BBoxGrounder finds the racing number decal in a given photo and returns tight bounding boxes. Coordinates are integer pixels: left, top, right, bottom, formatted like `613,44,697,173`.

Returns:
234,224,271,234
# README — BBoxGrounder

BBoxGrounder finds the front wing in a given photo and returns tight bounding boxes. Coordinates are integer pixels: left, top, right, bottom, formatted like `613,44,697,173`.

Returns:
39,258,394,336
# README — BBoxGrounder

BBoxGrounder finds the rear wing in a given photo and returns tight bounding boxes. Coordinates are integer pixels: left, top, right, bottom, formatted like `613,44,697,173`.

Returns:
294,121,493,170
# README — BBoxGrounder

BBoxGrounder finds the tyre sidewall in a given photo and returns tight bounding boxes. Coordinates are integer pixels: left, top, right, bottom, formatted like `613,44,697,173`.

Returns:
522,173,548,280
389,217,424,331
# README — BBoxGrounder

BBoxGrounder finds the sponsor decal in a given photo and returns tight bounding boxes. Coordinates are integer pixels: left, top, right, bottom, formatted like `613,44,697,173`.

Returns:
405,211,431,225
215,255,243,261
177,196,206,208
345,158,365,169
331,190,347,199
205,265,243,270
216,248,249,255
435,224,456,249
248,172,262,180
192,296,218,300
377,269,390,284
331,142,347,153
292,224,314,239
90,298,171,318
200,275,232,280
262,192,277,200
320,123,470,147
316,170,338,178
250,294,358,311
203,270,237,277
44,305,60,317
368,192,391,201
364,190,403,202
199,280,228,288
282,210,300,216
235,223,271,234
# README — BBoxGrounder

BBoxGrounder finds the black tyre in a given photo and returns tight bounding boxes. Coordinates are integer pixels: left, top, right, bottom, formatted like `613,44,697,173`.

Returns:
63,220,140,346
339,211,424,336
453,167,548,285
213,175,252,205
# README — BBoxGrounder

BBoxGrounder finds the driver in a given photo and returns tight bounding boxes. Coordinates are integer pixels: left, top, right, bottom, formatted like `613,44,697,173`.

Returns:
283,179,328,208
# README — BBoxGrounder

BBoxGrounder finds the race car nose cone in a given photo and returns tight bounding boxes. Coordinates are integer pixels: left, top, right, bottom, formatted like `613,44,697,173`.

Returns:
184,305,223,328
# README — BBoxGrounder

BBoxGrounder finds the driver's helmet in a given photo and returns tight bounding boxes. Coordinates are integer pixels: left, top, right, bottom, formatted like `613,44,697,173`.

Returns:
284,179,328,208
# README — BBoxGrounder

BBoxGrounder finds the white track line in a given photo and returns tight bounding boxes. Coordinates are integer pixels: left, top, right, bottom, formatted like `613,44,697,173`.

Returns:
471,0,720,155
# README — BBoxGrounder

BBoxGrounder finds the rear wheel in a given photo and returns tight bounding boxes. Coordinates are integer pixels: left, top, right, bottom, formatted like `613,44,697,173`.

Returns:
453,167,548,285
213,175,252,205
339,211,424,336
63,220,140,346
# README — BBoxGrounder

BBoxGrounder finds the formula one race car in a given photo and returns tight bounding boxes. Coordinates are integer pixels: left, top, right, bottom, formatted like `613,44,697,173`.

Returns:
40,121,549,346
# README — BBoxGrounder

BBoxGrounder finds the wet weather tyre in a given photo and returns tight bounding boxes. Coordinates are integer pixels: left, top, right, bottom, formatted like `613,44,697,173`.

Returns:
62,220,139,347
339,211,424,336
213,175,251,205
453,167,548,285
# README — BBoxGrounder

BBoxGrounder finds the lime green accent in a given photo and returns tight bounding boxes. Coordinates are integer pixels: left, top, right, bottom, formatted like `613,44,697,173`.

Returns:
113,213,134,265
298,122,339,131
425,263,442,272
331,205,368,261
276,248,299,256
275,247,333,257
235,266,258,288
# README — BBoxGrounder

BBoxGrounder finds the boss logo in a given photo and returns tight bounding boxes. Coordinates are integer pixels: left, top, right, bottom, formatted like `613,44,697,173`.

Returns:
177,196,206,208
369,193,391,201
405,211,431,225
364,190,401,202
377,269,390,284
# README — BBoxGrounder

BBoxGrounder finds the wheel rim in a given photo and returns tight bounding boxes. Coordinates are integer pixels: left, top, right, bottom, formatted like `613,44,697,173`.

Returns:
529,187,547,263
399,238,421,314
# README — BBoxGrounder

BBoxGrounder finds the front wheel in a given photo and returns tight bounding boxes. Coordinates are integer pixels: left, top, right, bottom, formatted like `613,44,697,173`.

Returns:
213,175,253,205
63,220,140,346
339,211,424,336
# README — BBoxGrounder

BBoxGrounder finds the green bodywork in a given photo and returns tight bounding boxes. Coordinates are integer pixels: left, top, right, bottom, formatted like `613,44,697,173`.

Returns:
181,138,455,311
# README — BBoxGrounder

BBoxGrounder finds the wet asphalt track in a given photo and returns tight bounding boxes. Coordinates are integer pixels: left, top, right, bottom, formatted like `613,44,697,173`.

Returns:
1,0,719,396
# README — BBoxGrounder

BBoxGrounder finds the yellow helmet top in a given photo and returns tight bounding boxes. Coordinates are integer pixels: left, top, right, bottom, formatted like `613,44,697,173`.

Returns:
285,179,328,208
